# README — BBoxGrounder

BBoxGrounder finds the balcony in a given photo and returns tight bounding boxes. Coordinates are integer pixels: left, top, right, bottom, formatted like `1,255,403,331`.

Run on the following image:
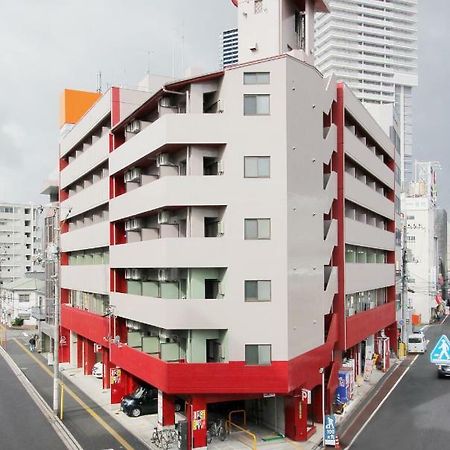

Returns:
345,263,395,294
345,218,394,251
61,221,109,253
346,302,396,349
345,173,394,220
62,177,109,220
110,176,228,222
110,342,288,394
61,134,109,189
31,307,46,321
61,265,109,295
61,304,109,346
110,114,226,176
110,292,228,331
344,128,394,190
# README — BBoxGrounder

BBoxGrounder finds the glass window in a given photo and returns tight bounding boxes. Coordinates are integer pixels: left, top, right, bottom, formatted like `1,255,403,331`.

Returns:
345,245,356,263
245,218,271,239
18,294,30,303
245,344,271,365
244,72,270,85
244,156,270,178
245,280,271,301
244,94,270,115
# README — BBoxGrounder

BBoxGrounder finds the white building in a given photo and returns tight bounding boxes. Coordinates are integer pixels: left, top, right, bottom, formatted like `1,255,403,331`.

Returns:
0,277,45,326
314,0,418,186
405,162,440,324
0,203,43,286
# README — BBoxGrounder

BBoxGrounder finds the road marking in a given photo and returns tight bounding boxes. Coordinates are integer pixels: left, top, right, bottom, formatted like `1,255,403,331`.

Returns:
346,355,419,449
13,338,134,450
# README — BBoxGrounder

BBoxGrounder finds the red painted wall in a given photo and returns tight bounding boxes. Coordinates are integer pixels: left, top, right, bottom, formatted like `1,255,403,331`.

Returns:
346,302,396,349
61,305,109,346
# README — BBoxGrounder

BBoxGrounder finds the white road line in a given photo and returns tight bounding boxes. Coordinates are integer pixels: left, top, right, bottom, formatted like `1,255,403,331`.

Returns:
346,355,419,449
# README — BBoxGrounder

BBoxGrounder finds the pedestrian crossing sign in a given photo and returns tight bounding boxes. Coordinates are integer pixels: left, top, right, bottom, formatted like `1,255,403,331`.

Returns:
430,335,450,364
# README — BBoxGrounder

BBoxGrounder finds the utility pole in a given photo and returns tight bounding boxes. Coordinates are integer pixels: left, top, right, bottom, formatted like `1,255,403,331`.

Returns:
401,215,408,345
50,207,60,415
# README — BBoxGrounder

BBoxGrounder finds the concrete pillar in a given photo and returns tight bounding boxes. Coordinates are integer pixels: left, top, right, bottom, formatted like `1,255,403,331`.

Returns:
284,395,308,441
189,396,207,449
159,391,176,427
102,347,111,389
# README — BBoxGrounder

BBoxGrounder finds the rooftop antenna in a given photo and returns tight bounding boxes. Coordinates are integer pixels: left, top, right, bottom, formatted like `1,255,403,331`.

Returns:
96,71,102,93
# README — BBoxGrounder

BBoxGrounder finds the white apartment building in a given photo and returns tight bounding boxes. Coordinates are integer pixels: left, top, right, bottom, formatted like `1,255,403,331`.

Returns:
0,203,42,286
314,0,418,186
405,161,440,324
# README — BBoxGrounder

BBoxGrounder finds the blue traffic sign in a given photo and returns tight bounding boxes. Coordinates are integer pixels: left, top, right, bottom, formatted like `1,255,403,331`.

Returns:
430,335,450,364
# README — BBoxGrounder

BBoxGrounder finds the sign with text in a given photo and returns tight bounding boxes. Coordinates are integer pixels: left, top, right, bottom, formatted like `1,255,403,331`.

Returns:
301,388,311,404
324,414,336,446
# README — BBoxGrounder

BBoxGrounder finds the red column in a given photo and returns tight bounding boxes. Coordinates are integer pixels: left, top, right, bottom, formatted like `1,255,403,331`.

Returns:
59,327,70,363
312,385,323,424
83,339,95,375
284,395,308,441
189,397,207,449
110,368,137,404
160,392,176,427
77,336,83,368
102,348,111,389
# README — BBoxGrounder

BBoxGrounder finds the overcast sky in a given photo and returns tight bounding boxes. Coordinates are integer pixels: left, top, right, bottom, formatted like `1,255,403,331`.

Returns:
0,1,448,210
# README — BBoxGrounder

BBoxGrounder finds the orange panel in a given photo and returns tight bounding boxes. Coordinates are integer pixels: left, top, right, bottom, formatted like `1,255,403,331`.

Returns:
60,89,102,127
411,314,421,325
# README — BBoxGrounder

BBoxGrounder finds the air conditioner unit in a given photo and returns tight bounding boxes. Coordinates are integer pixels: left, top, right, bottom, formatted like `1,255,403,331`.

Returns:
158,210,171,224
156,153,171,167
125,268,143,280
217,221,224,236
126,120,141,134
125,218,143,231
217,161,224,175
124,167,141,183
160,97,173,108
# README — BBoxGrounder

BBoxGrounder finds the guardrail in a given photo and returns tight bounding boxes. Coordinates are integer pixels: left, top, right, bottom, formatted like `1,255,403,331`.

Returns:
226,411,257,450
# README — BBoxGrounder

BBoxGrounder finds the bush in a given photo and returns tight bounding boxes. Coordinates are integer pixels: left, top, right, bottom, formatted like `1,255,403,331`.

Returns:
12,318,24,327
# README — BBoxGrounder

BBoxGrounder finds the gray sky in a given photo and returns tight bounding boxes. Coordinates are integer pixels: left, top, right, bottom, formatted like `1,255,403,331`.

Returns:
0,1,447,210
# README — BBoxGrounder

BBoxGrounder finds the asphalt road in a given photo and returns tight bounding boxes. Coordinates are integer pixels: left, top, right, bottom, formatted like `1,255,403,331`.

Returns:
0,342,66,450
5,329,148,450
350,318,450,450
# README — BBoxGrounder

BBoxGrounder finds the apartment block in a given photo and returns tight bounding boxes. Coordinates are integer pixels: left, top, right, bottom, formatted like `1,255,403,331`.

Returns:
0,203,42,285
57,1,396,447
220,28,238,68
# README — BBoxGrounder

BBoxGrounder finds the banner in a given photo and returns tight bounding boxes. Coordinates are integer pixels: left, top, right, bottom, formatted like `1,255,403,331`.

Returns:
324,414,336,446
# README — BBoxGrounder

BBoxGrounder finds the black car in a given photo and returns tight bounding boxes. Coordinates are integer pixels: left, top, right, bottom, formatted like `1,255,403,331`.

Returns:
437,365,450,378
121,385,184,417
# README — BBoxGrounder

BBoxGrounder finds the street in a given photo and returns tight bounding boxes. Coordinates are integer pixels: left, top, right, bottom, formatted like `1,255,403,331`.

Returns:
3,329,148,450
0,339,66,450
349,318,450,449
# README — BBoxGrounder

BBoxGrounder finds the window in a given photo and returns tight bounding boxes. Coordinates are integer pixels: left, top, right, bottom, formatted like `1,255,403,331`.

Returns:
244,156,270,178
245,280,271,301
245,344,271,365
244,72,270,85
254,0,263,14
244,94,270,115
244,219,270,240
18,313,31,319
18,294,30,303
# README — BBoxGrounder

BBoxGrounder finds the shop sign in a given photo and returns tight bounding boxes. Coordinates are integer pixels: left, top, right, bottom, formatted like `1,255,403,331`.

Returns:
110,367,121,385
324,414,336,446
192,409,206,431
94,343,101,352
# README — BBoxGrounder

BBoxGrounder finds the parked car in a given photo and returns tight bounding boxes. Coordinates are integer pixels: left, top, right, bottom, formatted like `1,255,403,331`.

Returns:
92,362,103,379
437,365,450,378
121,385,184,417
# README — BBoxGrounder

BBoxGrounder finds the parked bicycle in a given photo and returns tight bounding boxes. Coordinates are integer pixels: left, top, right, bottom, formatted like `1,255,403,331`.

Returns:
207,418,227,444
151,427,169,450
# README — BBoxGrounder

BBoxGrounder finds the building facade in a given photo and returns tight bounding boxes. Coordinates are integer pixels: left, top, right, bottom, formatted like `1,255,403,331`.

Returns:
0,203,42,286
314,0,418,186
57,1,396,448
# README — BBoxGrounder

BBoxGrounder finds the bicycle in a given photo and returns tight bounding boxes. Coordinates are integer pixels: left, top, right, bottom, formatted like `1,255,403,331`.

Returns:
151,427,169,450
163,428,178,446
207,418,227,444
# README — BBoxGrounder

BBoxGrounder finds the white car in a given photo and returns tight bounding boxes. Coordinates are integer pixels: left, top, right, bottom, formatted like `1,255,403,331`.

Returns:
92,362,103,379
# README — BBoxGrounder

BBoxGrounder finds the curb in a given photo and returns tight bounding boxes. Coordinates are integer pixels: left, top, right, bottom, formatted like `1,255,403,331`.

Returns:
0,345,83,450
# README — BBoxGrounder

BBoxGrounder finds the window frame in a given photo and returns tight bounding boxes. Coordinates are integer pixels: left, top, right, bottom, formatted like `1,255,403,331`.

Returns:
244,218,271,240
244,156,271,178
245,280,271,302
243,94,270,116
245,344,272,365
243,72,270,85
